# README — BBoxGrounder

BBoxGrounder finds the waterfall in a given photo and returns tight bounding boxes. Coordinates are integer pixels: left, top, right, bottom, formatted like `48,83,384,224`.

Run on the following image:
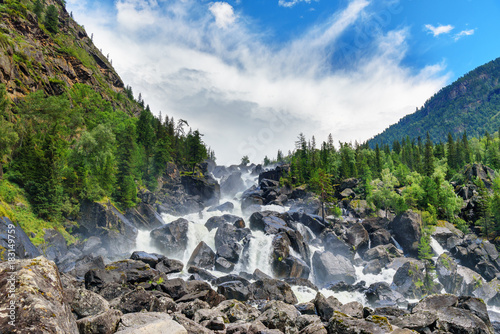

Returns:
430,236,445,258
391,236,404,252
236,230,273,276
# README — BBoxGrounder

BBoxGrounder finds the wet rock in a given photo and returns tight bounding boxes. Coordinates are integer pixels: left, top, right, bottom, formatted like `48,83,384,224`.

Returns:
249,278,298,304
285,211,328,235
205,214,245,231
221,171,246,197
0,216,41,260
258,165,289,183
295,303,317,315
77,200,138,256
363,259,382,275
159,278,188,300
207,201,235,213
156,257,184,274
257,300,301,334
116,312,187,334
389,210,422,257
314,292,342,321
365,282,407,308
76,309,122,334
187,266,217,282
392,261,427,299
320,230,354,260
177,280,225,307
150,218,189,257
40,228,67,262
312,251,356,287
346,222,369,254
215,257,235,272
283,278,318,291
214,223,250,263
181,174,220,207
0,256,79,333
126,202,165,229
217,280,252,301
187,241,215,270
250,211,291,234
370,229,393,247
253,268,273,280
130,251,164,268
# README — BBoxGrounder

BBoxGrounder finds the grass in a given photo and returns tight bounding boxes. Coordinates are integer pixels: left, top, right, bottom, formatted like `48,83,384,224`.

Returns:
0,178,76,246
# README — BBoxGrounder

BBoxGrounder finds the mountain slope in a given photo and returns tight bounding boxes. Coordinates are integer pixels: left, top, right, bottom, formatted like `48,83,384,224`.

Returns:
369,57,500,147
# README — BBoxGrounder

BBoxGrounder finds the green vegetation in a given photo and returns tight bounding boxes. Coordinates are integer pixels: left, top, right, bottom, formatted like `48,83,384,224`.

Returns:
369,57,500,148
279,128,500,241
44,5,59,34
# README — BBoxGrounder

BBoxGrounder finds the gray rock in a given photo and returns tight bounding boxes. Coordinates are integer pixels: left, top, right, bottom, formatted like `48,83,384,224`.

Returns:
76,309,122,334
187,241,215,270
389,210,422,257
257,300,301,334
117,312,187,334
150,218,189,257
312,251,356,287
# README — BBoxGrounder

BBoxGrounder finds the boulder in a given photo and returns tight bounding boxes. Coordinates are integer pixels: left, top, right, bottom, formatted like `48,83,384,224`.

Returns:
215,257,235,273
320,231,353,259
257,300,301,333
39,228,67,262
63,254,106,280
172,313,213,334
76,309,122,334
159,278,188,300
150,218,189,257
187,266,217,282
328,312,393,334
214,299,260,323
221,171,245,197
365,282,407,308
217,280,252,301
285,211,327,235
0,256,78,333
340,301,364,318
389,210,422,257
345,222,369,254
116,312,187,334
349,199,373,218
69,288,110,319
258,165,289,183
313,292,342,321
126,202,164,229
295,303,317,315
205,214,245,231
207,201,235,213
370,229,393,247
187,241,215,270
249,278,298,304
110,289,170,314
77,200,138,256
249,211,291,234
176,280,225,307
193,308,227,331
181,174,220,207
392,261,427,299
312,251,356,287
0,216,41,260
130,251,164,268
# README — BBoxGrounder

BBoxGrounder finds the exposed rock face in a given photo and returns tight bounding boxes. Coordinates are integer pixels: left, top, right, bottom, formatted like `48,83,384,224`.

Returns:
187,241,216,270
0,256,79,333
392,261,427,299
312,251,356,287
181,174,220,207
0,216,41,260
150,218,189,257
451,234,500,281
389,210,422,257
77,200,138,256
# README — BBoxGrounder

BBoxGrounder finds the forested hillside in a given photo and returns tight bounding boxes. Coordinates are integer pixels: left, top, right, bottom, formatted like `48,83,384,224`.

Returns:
0,0,213,242
274,130,500,243
369,57,500,147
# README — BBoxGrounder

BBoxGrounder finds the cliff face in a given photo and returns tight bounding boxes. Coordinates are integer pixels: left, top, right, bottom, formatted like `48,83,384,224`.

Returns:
0,0,124,101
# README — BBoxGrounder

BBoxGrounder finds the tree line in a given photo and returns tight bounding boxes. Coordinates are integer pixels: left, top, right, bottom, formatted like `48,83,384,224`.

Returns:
0,83,213,221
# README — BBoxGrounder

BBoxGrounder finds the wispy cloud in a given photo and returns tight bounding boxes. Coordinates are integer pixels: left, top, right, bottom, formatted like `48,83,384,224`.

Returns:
454,29,475,40
425,24,454,36
69,0,448,164
279,0,314,8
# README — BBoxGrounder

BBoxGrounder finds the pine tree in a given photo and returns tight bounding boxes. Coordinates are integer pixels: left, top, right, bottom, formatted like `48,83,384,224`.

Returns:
33,0,44,19
423,132,434,176
44,5,59,34
115,123,137,208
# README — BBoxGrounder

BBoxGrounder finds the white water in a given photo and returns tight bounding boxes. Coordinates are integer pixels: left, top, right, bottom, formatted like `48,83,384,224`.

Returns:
236,230,274,276
430,237,446,259
391,236,404,252
134,230,164,254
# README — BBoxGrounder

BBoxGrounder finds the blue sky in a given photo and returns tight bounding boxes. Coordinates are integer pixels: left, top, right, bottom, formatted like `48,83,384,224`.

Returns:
67,0,500,165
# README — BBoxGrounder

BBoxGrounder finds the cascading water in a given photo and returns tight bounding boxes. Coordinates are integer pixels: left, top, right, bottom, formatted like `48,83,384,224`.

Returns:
391,236,404,252
430,236,445,259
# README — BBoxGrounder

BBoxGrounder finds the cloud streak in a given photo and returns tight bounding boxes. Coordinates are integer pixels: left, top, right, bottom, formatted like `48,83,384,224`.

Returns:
454,29,475,41
69,0,449,164
425,24,454,36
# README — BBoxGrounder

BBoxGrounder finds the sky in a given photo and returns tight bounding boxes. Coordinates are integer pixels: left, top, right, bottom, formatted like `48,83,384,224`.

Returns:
66,0,500,165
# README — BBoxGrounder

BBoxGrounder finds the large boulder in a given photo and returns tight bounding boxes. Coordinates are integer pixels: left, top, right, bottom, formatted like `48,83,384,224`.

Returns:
258,165,289,183
0,217,41,260
205,214,244,231
312,251,356,287
126,202,165,230
221,171,245,197
68,288,110,319
345,222,369,254
77,200,138,256
328,312,393,334
313,292,342,322
76,309,122,334
214,299,260,323
0,256,79,333
116,312,187,334
249,278,298,304
392,261,427,299
284,211,327,236
451,235,500,281
214,223,250,264
187,241,216,270
150,218,189,257
320,231,354,260
249,211,291,234
389,210,422,257
39,228,67,262
181,174,220,207
365,282,407,308
256,300,300,333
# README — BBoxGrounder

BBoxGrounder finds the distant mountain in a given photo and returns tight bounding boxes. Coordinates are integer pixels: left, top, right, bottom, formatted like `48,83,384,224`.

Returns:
369,57,500,147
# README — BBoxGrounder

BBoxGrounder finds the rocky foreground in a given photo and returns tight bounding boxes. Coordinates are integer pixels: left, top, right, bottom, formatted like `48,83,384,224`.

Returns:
0,255,495,334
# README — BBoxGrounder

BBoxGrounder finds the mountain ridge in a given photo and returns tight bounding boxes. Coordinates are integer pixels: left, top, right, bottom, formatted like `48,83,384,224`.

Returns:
368,56,500,147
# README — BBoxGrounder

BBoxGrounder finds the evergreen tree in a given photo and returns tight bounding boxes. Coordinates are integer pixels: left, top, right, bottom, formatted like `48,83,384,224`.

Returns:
423,132,434,176
33,0,44,19
44,5,59,34
115,122,137,208
475,178,492,240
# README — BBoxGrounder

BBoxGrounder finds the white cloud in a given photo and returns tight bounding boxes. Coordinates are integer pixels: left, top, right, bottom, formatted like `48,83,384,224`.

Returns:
425,24,454,36
279,0,314,8
67,0,448,165
209,2,236,29
454,29,475,40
